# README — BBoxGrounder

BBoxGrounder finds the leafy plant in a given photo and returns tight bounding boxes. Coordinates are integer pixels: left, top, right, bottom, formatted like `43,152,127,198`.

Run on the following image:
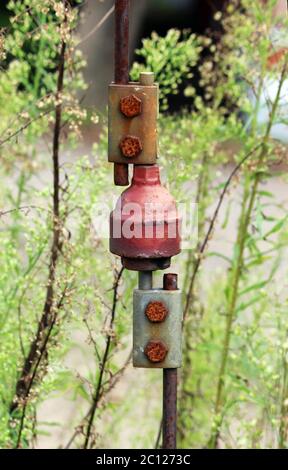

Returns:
131,28,200,110
0,0,288,450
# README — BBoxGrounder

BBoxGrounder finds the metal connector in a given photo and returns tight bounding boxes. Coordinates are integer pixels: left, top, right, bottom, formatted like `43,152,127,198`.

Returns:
133,288,182,369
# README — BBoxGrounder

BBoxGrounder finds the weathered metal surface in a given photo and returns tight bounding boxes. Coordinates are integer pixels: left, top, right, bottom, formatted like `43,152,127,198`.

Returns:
114,0,130,186
163,369,177,449
133,288,182,368
110,165,181,272
163,272,178,450
163,273,178,291
138,271,153,290
145,340,168,363
114,163,129,186
139,72,155,86
119,135,143,158
115,0,129,85
145,301,168,323
108,82,158,165
120,94,142,118
122,257,171,271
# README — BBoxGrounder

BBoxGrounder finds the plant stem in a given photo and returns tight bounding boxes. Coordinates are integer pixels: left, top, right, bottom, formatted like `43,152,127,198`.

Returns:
183,144,262,321
178,151,211,445
83,267,124,449
279,331,288,448
208,60,287,448
9,24,67,445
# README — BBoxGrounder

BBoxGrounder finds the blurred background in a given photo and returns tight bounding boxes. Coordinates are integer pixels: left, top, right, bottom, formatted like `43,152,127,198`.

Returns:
1,0,288,450
77,0,226,108
0,0,227,109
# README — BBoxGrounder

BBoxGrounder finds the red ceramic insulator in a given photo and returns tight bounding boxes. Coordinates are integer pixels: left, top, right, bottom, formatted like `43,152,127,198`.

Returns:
110,165,181,271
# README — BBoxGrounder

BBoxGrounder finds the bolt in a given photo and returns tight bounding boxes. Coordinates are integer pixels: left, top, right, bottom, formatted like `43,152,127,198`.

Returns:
163,273,178,291
120,94,142,118
139,72,155,86
119,135,143,158
145,301,168,323
145,340,168,363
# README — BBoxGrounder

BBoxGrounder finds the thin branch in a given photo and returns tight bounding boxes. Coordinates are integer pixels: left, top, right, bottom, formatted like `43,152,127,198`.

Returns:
208,59,288,449
0,92,54,140
9,7,68,444
15,285,69,448
0,109,53,148
64,346,131,450
83,315,102,364
83,267,124,449
183,142,263,320
0,205,49,218
154,419,163,450
76,5,115,47
154,144,263,448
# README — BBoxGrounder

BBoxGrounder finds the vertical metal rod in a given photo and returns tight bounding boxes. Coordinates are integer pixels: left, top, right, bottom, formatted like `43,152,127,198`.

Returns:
115,0,130,84
138,271,153,290
114,0,130,186
163,273,178,449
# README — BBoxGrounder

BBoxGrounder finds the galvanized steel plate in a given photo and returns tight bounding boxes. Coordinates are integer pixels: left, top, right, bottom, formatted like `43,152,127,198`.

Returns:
133,289,183,368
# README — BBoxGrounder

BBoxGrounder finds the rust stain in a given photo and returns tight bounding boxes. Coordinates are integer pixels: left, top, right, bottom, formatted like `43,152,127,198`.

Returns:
114,162,129,186
119,135,143,158
108,83,158,165
145,301,168,323
163,273,178,291
144,340,168,363
120,94,142,118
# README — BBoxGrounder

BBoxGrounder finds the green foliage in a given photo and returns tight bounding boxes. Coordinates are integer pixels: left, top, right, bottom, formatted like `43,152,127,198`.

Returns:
131,29,201,110
0,0,288,450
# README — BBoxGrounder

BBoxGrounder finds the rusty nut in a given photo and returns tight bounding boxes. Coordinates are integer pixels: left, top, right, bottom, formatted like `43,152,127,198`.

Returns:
145,301,169,323
119,135,143,159
120,94,142,118
144,340,168,363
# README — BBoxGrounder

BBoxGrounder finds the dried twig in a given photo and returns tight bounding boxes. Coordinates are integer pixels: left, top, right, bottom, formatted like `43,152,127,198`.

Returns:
183,143,262,320
65,349,131,450
64,267,126,449
9,3,69,445
14,285,70,448
76,5,115,47
83,267,124,449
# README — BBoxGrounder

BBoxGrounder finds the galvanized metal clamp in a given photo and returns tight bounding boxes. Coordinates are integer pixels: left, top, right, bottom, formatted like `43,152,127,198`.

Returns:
133,286,182,368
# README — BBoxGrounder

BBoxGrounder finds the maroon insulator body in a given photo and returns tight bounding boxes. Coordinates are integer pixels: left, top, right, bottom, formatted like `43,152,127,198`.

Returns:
110,165,181,271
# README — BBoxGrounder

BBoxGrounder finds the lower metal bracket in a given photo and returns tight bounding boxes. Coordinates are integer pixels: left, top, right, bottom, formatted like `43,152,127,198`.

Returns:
133,288,183,368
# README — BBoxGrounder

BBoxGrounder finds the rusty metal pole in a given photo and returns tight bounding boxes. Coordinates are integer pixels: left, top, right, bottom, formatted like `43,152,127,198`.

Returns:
111,2,181,450
114,0,130,186
163,273,178,449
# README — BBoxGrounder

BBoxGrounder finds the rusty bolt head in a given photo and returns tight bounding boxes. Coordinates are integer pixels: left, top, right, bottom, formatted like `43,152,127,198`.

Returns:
145,301,169,323
120,94,142,118
119,135,143,159
144,340,168,363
